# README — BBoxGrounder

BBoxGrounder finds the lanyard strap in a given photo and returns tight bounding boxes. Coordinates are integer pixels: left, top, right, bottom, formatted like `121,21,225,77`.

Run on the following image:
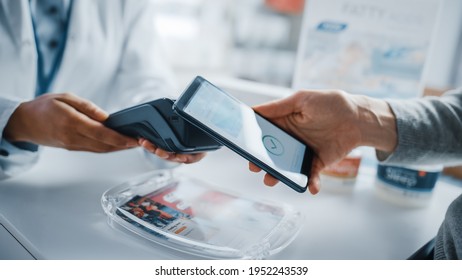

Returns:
29,0,74,96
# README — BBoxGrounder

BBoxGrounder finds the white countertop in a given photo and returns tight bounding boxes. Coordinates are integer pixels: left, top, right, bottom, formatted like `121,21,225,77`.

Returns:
0,146,461,260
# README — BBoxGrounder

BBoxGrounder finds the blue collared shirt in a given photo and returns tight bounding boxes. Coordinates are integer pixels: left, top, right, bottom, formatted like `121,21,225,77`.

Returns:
30,0,71,95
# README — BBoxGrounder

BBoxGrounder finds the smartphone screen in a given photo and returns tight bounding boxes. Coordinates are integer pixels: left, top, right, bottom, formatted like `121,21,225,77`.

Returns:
174,77,313,193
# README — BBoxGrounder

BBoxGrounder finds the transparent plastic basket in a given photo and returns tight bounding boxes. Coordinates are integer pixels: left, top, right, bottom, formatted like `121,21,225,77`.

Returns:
101,170,303,259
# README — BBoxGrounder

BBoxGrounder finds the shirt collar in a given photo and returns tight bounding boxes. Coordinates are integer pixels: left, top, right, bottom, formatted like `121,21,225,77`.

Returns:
29,0,71,20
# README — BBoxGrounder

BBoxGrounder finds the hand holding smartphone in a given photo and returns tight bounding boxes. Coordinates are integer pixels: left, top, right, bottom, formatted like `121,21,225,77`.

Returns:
174,76,314,193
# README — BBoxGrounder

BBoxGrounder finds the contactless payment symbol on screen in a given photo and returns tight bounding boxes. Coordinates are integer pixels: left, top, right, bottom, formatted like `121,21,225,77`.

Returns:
262,135,284,156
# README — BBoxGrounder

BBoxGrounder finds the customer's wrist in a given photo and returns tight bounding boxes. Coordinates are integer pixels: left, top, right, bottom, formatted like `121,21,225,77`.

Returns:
354,96,398,153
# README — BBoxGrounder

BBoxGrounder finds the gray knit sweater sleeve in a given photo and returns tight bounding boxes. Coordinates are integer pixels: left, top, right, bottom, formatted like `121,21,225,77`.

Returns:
377,88,462,166
434,194,462,259
376,89,462,259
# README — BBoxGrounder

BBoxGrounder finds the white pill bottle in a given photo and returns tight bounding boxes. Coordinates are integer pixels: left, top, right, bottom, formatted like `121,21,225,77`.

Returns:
375,163,443,208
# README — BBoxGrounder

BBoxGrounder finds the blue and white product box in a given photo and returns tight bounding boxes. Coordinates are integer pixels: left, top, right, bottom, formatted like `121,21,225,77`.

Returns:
375,164,442,208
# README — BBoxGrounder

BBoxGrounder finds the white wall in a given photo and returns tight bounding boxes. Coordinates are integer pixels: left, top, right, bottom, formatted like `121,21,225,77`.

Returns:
425,0,462,88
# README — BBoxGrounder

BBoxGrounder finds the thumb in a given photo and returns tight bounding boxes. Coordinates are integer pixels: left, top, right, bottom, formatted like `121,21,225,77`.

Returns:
252,93,300,119
55,93,109,122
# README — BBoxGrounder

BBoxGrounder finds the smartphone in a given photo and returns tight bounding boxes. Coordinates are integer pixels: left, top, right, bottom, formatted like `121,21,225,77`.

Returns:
173,76,313,193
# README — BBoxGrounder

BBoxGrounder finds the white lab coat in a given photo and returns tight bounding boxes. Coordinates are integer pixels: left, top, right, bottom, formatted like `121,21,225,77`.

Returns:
0,0,176,177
